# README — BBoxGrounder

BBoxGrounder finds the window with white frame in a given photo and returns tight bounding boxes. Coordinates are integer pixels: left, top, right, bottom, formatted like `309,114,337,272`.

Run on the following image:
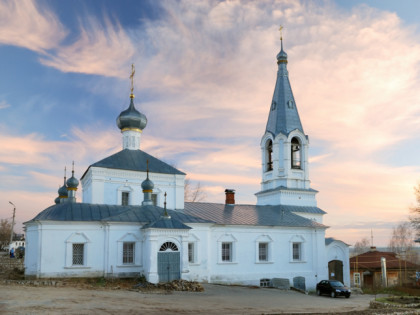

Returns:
121,192,130,206
354,272,361,287
259,242,268,262
72,243,84,265
217,234,237,264
188,242,195,263
255,235,273,263
292,242,302,261
221,242,232,262
65,232,90,268
123,242,135,264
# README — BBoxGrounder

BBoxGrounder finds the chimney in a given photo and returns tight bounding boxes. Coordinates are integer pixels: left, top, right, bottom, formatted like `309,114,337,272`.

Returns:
370,246,377,252
225,189,235,205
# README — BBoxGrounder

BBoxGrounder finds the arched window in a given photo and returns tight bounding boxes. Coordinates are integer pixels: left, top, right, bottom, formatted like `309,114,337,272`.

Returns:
291,137,301,169
266,140,273,171
159,242,178,252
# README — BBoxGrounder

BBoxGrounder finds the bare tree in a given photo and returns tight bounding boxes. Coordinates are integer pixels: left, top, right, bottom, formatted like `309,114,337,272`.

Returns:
0,219,12,250
410,184,420,235
388,222,414,254
351,237,370,257
184,178,206,202
388,222,418,263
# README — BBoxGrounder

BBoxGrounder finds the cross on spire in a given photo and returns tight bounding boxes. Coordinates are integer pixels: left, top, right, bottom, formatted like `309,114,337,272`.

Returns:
279,25,283,41
130,64,135,98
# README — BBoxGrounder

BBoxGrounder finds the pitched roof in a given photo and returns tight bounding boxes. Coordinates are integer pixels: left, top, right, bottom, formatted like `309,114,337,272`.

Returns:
325,237,350,246
265,46,304,137
142,216,192,230
27,203,209,224
81,149,185,179
350,250,418,270
27,201,326,229
183,202,326,228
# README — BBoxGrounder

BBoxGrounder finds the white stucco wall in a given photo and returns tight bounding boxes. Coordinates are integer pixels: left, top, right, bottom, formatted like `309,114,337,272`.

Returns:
25,219,329,290
184,224,328,290
81,167,185,209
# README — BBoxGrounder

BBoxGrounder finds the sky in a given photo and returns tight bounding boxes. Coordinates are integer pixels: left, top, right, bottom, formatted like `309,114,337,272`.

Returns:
0,0,419,247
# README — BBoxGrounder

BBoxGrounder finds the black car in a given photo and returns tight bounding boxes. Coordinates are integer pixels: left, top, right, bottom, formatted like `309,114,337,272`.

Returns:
316,280,351,298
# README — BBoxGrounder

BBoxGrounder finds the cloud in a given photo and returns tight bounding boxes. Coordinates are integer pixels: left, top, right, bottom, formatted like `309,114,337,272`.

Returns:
1,0,420,246
0,100,10,109
40,17,135,78
0,0,67,53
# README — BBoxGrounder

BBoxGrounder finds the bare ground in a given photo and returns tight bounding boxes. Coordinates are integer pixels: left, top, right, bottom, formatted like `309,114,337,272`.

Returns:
0,282,397,315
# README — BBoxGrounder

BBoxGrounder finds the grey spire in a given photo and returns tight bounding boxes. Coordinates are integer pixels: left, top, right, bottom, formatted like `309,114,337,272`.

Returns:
265,38,304,137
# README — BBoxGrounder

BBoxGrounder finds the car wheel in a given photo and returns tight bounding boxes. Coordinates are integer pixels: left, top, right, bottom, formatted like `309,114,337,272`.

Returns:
316,289,321,296
345,294,350,299
330,291,336,298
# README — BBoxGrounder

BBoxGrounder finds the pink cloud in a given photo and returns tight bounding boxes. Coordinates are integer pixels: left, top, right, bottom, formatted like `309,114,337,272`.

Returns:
0,0,67,53
1,1,419,247
40,17,135,78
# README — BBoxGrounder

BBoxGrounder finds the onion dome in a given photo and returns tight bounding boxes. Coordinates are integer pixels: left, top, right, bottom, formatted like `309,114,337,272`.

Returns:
58,183,68,198
116,97,147,132
141,161,154,192
67,175,79,189
141,176,154,192
66,163,79,190
54,196,60,204
58,167,68,198
117,65,147,132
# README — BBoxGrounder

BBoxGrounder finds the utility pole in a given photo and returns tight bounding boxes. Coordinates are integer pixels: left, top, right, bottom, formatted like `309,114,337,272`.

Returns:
9,201,16,247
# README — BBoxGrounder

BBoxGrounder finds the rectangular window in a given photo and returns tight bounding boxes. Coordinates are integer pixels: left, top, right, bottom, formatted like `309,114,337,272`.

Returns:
188,243,194,263
221,242,232,262
293,243,301,261
354,272,361,287
72,243,84,265
123,242,135,264
259,242,268,261
151,194,157,206
121,192,130,206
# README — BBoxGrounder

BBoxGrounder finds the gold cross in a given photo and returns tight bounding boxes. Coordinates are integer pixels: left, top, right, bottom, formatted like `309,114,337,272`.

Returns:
279,25,283,41
130,64,135,94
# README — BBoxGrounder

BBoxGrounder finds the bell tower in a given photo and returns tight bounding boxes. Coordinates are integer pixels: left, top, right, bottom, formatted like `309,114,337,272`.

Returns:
256,29,317,207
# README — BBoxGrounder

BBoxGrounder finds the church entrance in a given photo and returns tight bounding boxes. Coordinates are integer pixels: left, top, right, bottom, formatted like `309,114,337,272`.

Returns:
328,260,343,283
157,242,180,282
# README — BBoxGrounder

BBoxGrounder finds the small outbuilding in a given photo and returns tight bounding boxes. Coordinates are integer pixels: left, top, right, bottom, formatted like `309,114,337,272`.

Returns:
350,247,418,288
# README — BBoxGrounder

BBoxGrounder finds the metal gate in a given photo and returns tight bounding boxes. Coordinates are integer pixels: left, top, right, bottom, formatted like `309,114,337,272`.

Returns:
158,251,180,282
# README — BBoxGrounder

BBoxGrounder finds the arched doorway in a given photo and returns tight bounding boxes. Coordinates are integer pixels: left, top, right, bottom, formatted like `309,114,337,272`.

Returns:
328,260,343,283
157,242,180,282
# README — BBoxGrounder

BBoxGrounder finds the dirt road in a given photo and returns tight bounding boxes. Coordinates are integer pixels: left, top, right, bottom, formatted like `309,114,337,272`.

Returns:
0,283,376,314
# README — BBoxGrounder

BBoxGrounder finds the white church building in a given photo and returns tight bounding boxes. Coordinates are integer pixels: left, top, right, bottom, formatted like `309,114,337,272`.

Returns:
24,39,350,290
